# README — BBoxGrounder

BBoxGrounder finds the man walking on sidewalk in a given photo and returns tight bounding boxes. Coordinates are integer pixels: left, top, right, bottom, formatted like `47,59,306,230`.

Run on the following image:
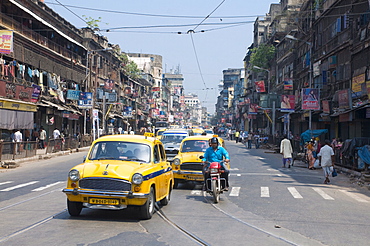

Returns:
280,135,293,168
318,139,335,184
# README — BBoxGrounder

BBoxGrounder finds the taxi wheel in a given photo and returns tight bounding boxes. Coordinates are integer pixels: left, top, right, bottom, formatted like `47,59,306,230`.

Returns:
67,199,83,216
173,179,179,189
160,184,171,206
139,187,155,220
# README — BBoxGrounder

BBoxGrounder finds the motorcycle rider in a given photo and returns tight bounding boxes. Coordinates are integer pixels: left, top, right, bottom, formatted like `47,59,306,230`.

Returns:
202,137,230,191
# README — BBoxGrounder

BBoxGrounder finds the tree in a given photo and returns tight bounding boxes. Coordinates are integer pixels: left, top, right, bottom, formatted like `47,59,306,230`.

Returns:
82,15,108,31
118,53,141,80
249,44,276,70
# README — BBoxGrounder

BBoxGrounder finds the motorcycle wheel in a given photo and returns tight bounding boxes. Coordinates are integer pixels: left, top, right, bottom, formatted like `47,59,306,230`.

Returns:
212,179,219,203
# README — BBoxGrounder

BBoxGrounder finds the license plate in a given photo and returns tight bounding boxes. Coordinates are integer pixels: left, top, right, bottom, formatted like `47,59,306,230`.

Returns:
186,176,203,181
89,198,119,205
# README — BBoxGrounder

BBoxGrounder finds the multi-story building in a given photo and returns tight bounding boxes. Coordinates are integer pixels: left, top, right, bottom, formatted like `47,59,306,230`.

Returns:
163,73,185,125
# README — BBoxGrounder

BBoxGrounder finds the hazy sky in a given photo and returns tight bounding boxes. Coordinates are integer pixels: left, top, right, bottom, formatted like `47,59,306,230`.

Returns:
46,0,277,113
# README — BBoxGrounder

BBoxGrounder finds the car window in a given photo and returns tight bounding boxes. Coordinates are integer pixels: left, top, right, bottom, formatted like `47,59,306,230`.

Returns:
89,141,151,162
153,144,160,163
161,134,187,144
158,144,166,161
181,140,208,153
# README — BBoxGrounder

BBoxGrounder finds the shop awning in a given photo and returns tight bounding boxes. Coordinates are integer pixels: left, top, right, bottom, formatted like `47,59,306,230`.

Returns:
41,100,68,111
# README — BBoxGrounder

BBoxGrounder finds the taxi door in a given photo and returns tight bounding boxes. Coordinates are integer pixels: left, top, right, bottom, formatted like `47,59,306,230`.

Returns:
158,143,171,195
153,144,165,198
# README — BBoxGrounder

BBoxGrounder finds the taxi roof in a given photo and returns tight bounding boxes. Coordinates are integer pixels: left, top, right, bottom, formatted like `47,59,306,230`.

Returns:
182,135,222,141
94,134,157,144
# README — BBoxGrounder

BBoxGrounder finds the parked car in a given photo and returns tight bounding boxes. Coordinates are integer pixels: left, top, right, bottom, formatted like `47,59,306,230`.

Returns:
171,135,228,188
62,133,173,220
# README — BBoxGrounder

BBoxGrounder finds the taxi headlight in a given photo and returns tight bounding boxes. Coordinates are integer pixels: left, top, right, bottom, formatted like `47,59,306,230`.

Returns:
132,173,143,185
69,169,80,181
173,158,181,165
210,168,218,173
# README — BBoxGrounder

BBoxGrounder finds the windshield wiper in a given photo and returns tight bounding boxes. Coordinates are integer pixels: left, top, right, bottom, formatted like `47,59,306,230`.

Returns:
125,158,147,162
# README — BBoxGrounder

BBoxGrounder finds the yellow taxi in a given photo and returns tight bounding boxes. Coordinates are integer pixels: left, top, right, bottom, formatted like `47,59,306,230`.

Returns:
171,135,228,188
62,133,173,220
156,128,167,139
192,128,205,135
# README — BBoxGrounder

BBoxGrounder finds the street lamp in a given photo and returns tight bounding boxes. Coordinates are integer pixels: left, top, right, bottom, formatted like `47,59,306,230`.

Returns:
285,34,313,133
84,47,113,139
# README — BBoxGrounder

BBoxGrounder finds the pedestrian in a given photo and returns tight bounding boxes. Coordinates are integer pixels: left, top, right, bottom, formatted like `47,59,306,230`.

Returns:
235,130,240,143
280,134,293,168
118,126,123,134
24,129,31,141
32,128,39,141
307,141,316,169
247,132,253,149
254,132,260,149
318,139,335,184
14,129,23,154
39,127,46,149
53,128,61,139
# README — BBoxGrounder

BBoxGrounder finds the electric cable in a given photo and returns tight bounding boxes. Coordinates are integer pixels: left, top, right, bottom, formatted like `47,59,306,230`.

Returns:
192,0,226,31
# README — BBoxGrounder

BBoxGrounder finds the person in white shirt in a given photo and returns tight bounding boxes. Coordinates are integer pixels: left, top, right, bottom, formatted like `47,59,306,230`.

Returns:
14,130,23,153
280,135,293,168
318,139,335,184
53,128,61,139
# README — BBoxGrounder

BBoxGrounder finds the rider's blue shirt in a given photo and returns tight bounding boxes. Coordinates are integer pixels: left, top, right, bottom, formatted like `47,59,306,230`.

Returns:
202,146,230,167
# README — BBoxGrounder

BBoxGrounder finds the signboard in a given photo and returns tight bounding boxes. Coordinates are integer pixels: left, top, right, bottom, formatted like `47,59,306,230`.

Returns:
352,73,365,98
302,88,320,110
78,92,93,109
92,109,99,120
255,81,266,93
338,89,350,109
0,80,36,102
66,90,81,100
0,30,13,54
322,100,330,114
283,79,293,90
123,106,132,117
280,95,295,112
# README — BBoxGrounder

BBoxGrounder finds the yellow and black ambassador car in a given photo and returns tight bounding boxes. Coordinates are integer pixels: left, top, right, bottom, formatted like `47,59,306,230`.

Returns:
62,133,173,220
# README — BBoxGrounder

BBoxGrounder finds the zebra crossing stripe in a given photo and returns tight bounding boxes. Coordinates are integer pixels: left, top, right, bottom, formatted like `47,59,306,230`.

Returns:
287,187,303,198
261,187,270,197
312,188,334,200
31,181,64,191
0,181,13,186
0,181,39,191
229,187,240,196
339,189,369,203
190,190,202,195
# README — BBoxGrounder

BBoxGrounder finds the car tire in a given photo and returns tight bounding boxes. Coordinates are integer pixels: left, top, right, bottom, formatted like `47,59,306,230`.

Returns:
139,187,155,220
160,184,171,206
173,179,179,189
67,199,83,216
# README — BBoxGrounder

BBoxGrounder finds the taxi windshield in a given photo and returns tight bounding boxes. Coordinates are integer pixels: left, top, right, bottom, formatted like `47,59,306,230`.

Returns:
180,140,208,153
161,134,187,144
88,141,151,163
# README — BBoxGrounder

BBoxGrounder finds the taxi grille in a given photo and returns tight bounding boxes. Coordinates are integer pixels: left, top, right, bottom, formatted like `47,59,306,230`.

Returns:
166,149,179,155
79,178,131,191
180,162,203,171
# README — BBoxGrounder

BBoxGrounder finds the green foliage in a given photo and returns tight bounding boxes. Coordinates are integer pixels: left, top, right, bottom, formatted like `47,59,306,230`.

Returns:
250,44,276,70
82,15,108,30
118,53,141,80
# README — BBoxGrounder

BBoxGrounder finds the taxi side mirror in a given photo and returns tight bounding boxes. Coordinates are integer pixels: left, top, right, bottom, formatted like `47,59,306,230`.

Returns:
82,156,86,162
199,156,204,159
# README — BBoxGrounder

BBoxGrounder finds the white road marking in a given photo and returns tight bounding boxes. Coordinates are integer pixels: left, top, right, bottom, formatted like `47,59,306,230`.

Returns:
287,187,303,198
32,181,64,191
261,187,270,197
190,190,202,195
0,181,39,191
312,188,334,200
339,190,369,203
267,169,278,171
0,181,13,186
229,187,240,196
236,174,241,177
229,168,239,171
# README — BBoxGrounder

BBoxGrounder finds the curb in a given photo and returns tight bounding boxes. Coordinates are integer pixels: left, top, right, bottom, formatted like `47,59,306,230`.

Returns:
1,147,90,169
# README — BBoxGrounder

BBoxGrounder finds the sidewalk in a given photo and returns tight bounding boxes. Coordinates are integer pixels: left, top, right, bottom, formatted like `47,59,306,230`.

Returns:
0,147,90,169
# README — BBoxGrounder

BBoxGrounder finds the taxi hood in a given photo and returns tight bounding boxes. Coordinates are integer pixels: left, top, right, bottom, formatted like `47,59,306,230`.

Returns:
178,152,204,163
80,161,148,180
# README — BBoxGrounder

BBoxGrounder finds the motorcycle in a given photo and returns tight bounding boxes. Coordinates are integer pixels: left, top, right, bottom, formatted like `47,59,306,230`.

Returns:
204,161,227,203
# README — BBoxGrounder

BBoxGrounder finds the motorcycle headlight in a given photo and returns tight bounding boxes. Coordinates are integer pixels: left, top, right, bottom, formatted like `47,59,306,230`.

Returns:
68,169,80,181
210,168,218,173
132,173,144,185
173,158,181,165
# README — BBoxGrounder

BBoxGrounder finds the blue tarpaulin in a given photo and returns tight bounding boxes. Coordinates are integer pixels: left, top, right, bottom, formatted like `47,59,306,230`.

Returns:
357,145,370,165
300,129,328,145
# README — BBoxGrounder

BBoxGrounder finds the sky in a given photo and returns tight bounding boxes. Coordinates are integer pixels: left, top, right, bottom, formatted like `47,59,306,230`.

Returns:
46,0,277,113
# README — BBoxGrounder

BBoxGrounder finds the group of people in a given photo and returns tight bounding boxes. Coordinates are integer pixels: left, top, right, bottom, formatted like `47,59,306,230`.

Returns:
280,135,336,184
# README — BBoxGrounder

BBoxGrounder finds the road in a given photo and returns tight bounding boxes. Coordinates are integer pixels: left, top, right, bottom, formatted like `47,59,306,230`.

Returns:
0,140,369,246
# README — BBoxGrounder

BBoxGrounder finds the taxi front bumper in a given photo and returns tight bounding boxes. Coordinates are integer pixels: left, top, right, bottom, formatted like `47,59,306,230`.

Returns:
62,188,149,199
